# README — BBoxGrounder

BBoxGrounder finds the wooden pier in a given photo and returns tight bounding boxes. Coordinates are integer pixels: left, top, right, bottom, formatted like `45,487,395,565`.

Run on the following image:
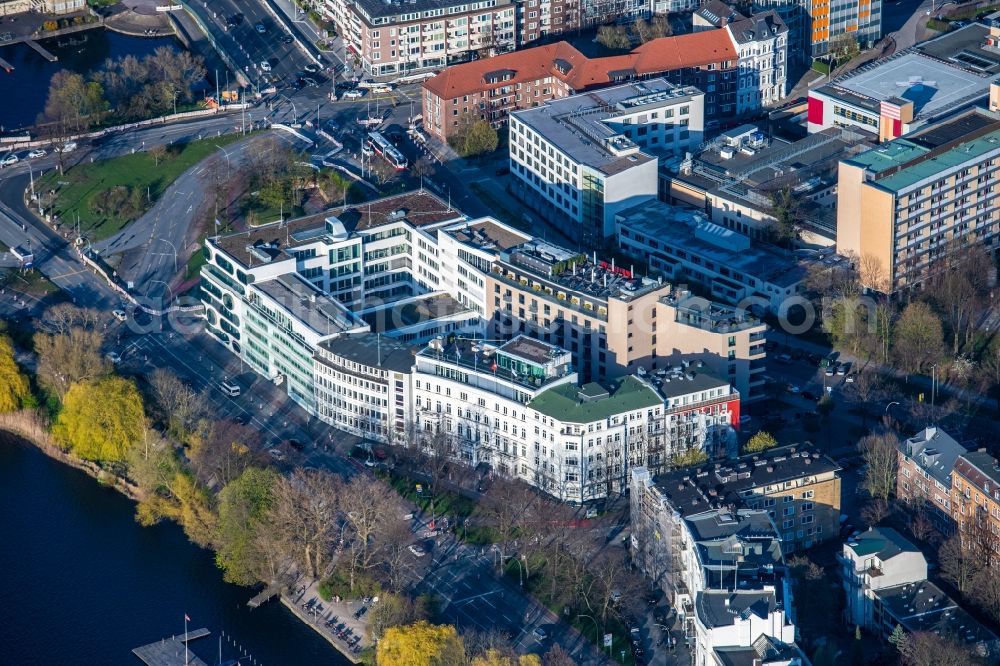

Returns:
133,628,211,666
25,39,57,62
248,583,282,608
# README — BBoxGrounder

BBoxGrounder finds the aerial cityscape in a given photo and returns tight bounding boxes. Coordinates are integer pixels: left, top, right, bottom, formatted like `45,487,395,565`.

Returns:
1,0,1000,664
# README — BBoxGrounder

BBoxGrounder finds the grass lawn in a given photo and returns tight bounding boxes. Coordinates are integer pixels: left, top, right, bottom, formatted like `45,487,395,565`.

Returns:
379,470,476,519
185,246,208,282
39,134,244,242
1,268,61,297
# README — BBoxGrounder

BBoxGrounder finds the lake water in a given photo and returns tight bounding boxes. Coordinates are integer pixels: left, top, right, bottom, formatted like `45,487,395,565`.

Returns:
0,433,350,665
0,29,181,132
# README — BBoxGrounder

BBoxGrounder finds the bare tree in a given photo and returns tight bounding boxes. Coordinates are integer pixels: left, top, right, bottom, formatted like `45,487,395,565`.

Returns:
581,548,639,624
39,303,102,333
34,327,109,398
858,431,898,501
190,419,264,487
848,369,884,427
272,468,341,579
542,645,576,666
898,630,981,666
939,533,981,594
149,368,203,438
861,498,890,528
340,474,400,591
475,477,539,572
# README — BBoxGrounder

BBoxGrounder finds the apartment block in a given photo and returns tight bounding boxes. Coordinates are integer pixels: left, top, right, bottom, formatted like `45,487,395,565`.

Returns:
896,427,967,535
509,78,704,242
951,450,1000,560
486,241,768,401
630,469,802,665
694,2,789,112
837,108,1000,292
635,444,841,554
839,527,999,655
808,25,1000,141
325,0,516,77
754,0,881,59
515,0,580,44
412,335,737,501
422,20,788,143
839,527,928,630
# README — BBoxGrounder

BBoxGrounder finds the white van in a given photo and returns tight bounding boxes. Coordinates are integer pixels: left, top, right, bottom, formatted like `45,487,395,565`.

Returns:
220,380,241,397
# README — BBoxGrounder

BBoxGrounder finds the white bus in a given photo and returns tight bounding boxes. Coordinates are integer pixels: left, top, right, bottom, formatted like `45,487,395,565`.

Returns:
366,131,407,170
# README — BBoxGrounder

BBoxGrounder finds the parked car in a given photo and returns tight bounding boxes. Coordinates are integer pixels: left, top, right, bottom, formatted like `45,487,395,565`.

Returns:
532,626,549,641
56,141,77,153
825,363,837,376
342,89,364,99
838,361,851,376
28,148,46,158
106,351,122,364
280,34,294,44
260,60,271,72
255,22,266,33
112,309,127,321
304,63,321,73
1,153,19,167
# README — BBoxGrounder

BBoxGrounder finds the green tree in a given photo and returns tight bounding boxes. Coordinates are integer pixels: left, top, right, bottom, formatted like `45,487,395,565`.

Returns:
52,376,145,462
41,70,107,133
376,621,466,666
768,187,800,247
0,335,30,413
745,431,778,454
671,446,708,468
893,301,945,374
461,119,499,157
216,467,279,585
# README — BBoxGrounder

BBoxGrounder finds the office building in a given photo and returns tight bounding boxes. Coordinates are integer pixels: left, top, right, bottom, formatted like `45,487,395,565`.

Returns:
664,124,876,246
422,17,788,142
615,200,811,313
509,78,704,241
808,25,1000,141
754,0,880,59
896,427,967,535
412,335,737,501
630,468,801,666
837,108,1000,292
314,332,418,441
323,0,517,77
486,241,768,401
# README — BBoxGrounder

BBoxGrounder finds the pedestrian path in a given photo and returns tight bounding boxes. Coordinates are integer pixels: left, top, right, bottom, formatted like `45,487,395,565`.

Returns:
280,578,373,662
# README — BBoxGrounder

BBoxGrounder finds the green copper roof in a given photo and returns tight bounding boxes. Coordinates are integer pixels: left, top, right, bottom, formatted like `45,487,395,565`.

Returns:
846,128,1000,193
528,375,661,424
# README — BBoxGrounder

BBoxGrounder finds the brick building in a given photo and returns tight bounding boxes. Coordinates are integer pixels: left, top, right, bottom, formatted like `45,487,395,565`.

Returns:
896,427,967,535
422,26,762,142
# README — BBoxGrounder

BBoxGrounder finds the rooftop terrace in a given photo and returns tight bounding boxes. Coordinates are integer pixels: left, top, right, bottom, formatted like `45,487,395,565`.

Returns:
528,375,662,424
417,336,574,391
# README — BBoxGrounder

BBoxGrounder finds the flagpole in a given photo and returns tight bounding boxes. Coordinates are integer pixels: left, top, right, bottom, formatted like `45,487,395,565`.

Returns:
184,614,189,666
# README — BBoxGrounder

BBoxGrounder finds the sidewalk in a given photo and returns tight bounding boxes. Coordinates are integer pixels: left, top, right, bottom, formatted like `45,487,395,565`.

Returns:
280,578,371,663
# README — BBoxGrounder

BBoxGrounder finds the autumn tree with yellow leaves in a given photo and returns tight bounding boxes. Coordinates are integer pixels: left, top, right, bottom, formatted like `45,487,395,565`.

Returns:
52,376,146,462
376,621,466,666
0,334,30,413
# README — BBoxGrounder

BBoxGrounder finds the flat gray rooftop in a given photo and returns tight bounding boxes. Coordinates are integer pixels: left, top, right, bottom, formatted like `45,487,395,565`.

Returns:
829,51,990,118
513,78,699,175
254,274,365,336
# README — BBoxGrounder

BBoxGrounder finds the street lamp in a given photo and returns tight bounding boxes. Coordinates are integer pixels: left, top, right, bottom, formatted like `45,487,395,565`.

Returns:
148,279,173,308
578,613,602,648
884,401,899,416
214,144,232,178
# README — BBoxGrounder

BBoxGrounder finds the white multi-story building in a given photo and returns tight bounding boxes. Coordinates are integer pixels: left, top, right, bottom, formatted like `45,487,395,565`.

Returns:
838,527,928,631
694,2,788,113
314,332,417,442
630,472,801,666
324,0,517,76
509,78,704,242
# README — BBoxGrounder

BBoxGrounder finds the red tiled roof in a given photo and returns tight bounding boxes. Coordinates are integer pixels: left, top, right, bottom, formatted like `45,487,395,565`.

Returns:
423,29,738,100
631,30,737,74
422,42,588,100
